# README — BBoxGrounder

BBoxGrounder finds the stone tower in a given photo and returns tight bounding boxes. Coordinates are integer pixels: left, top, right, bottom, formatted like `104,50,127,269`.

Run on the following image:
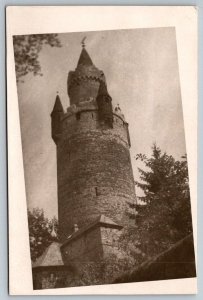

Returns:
51,44,136,242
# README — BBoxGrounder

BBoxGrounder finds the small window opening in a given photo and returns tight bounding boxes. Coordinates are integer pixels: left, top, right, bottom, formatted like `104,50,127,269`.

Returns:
92,113,94,119
95,187,99,196
76,112,81,120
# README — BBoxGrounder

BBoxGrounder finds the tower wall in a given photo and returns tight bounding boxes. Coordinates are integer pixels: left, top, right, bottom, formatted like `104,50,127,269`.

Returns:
68,77,101,106
56,107,135,241
67,63,105,106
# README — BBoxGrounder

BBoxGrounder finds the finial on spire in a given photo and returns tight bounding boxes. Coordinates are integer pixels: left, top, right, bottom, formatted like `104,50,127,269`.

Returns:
115,103,121,112
81,36,87,48
51,223,57,239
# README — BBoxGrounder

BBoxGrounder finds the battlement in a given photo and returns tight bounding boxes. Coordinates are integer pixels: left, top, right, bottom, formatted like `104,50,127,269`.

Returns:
58,106,130,149
51,96,131,148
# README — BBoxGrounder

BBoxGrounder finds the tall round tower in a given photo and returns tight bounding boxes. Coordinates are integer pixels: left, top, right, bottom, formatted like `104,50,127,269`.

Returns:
51,45,136,241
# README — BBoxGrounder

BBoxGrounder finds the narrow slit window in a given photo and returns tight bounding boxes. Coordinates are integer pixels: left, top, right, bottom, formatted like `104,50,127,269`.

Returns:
95,187,99,196
76,112,81,120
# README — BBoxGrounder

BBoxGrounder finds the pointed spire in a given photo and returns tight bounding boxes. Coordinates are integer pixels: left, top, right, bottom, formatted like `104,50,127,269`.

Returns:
51,93,64,115
77,36,93,67
77,48,93,67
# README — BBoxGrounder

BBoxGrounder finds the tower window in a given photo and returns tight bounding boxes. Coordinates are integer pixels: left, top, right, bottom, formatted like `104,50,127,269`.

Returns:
76,112,81,120
92,113,94,119
95,187,99,196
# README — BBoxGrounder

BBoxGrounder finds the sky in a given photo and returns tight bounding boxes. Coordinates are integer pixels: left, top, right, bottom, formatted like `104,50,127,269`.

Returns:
16,28,186,219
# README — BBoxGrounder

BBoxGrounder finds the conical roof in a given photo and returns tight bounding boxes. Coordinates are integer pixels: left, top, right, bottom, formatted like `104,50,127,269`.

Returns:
51,95,64,115
77,48,93,67
32,242,64,268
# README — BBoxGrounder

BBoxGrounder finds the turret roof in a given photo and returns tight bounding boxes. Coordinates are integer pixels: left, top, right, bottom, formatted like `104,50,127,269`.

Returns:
77,48,93,67
32,242,64,268
51,95,64,115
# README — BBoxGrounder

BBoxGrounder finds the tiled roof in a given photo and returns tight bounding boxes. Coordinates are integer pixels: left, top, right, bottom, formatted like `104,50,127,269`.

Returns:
32,242,64,268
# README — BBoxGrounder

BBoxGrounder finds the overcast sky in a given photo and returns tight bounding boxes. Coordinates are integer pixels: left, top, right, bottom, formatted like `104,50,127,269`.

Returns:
16,28,186,219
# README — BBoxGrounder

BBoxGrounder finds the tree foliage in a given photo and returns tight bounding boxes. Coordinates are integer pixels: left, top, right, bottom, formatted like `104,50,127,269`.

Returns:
13,34,61,81
135,144,193,256
28,208,58,262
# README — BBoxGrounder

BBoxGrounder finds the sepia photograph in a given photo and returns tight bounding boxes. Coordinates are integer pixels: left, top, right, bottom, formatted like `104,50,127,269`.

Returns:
12,27,196,290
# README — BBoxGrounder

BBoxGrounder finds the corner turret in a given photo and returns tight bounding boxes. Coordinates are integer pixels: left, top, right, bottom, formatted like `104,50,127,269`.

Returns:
96,81,113,128
51,94,64,144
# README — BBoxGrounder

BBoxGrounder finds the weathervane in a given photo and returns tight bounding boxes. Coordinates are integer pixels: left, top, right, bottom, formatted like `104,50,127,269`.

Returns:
81,36,87,48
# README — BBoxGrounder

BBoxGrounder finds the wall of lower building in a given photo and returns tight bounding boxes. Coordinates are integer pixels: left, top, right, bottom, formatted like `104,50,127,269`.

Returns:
61,225,126,285
62,226,103,263
100,227,124,259
32,267,77,290
61,225,125,264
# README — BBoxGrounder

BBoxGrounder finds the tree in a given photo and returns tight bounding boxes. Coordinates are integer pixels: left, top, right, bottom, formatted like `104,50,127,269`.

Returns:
28,208,58,262
13,34,61,81
135,144,193,255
